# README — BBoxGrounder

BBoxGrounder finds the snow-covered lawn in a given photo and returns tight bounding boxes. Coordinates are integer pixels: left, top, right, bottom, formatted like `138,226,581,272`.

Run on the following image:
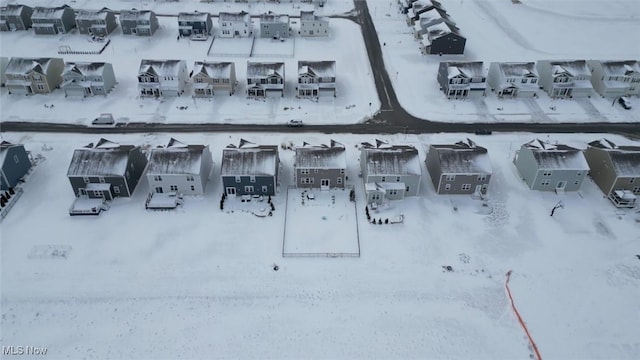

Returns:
372,0,640,122
1,131,638,359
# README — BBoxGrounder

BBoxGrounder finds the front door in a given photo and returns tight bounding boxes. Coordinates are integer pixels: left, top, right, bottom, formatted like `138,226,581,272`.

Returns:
78,188,87,197
475,185,483,194
556,181,566,190
226,187,236,196
320,179,330,190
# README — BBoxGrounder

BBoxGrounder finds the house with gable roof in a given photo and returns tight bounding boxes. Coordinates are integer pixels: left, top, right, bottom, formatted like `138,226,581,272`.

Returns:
119,9,158,36
0,4,33,31
407,0,447,25
299,10,328,37
61,62,116,97
192,61,236,97
146,138,213,196
75,8,117,36
513,139,589,192
360,140,421,205
587,60,640,98
246,61,285,98
220,140,280,196
488,62,540,98
437,61,486,99
5,57,64,95
31,5,76,35
137,59,188,97
536,60,593,98
297,60,336,98
260,11,289,38
218,11,252,37
426,139,492,195
0,141,32,190
294,140,346,189
178,11,213,37
584,139,640,208
1,57,9,86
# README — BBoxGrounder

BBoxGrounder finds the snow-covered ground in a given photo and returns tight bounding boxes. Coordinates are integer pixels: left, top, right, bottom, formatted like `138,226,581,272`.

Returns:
1,131,639,359
372,0,640,122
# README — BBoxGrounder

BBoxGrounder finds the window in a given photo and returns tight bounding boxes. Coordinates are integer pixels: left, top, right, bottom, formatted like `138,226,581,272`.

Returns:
235,176,241,183
396,177,401,182
541,180,550,186
113,186,120,194
574,180,580,185
337,177,342,184
406,186,410,192
340,169,345,175
301,178,314,184
244,185,254,193
155,186,163,193
36,84,45,90
190,185,195,191
154,175,162,181
630,178,636,183
381,177,386,182
301,169,310,175
477,175,487,181
633,187,640,194
170,185,178,191
13,155,19,163
542,171,552,177
446,175,455,182
83,177,90,184
186,175,194,182
250,176,256,183
444,184,451,191
388,189,397,196
262,185,268,193
99,177,105,183
576,172,582,177
521,79,527,84
126,171,130,179
461,184,471,191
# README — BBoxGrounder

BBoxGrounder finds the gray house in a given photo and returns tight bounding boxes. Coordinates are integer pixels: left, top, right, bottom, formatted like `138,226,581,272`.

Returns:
360,141,421,205
75,8,117,36
0,141,31,190
5,57,64,95
426,139,492,195
192,61,237,97
138,59,188,97
31,5,76,35
297,61,336,98
260,12,289,39
61,62,116,97
119,9,159,36
299,10,329,37
0,4,33,31
294,140,346,189
584,139,640,208
513,139,589,192
246,62,285,98
536,60,593,98
218,11,252,38
178,12,213,37
147,138,213,196
437,61,486,99
221,140,279,196
587,60,640,98
67,138,148,200
487,62,540,98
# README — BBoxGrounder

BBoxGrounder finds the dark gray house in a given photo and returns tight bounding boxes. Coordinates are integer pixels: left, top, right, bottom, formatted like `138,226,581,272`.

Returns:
426,139,492,195
584,139,640,208
294,140,346,189
31,5,76,35
437,61,486,99
67,138,148,200
119,9,158,36
0,141,31,190
0,4,33,31
260,12,289,39
513,139,589,192
221,140,279,196
75,8,117,36
178,12,212,37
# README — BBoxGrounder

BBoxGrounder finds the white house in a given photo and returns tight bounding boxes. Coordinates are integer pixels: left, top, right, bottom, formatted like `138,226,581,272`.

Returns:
218,11,252,38
587,60,640,98
61,62,116,97
437,61,486,99
536,60,593,99
299,10,329,37
297,61,336,98
246,62,285,98
260,12,289,39
192,61,236,97
137,59,188,98
487,62,540,98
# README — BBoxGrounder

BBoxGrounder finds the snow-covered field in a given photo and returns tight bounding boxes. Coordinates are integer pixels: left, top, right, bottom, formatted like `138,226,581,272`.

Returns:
1,131,639,359
373,0,640,122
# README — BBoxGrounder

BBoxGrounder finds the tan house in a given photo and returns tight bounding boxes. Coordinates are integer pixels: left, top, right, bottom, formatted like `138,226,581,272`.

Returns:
192,61,236,97
5,57,64,95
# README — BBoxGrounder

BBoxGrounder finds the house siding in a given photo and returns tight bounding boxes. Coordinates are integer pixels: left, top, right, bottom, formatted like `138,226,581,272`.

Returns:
299,19,328,37
513,149,539,189
222,175,276,196
261,22,288,38
1,6,33,31
69,176,128,199
0,146,31,190
364,174,420,197
295,168,344,189
147,174,204,195
428,33,466,55
435,173,490,195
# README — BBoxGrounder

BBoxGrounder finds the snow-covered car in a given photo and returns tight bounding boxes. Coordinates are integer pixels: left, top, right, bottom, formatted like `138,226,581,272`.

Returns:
287,119,304,127
91,113,115,127
618,97,632,110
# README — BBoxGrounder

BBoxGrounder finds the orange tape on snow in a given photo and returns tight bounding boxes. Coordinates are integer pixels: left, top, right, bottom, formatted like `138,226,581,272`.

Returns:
505,270,542,360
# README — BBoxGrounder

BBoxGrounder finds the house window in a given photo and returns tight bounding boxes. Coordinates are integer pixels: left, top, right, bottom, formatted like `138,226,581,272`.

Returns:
190,185,195,191
337,177,343,184
186,175,194,182
542,171,552,177
250,176,256,183
576,172,582,177
126,171,130,179
13,155,19,163
406,186,409,192
244,185,254,193
235,176,241,183
396,177,401,182
444,184,451,191
99,177,105,183
381,176,386,182
477,175,487,181
155,186,163,193
262,185,268,193
521,79,527,84
461,184,471,191
446,175,455,182
574,180,580,185
388,189,397,196
301,178,314,184
36,84,45,90
113,186,120,194
633,186,640,194
340,169,345,175
83,177,90,184
541,180,550,186
154,175,162,181
301,169,310,175
630,178,636,183
170,185,178,191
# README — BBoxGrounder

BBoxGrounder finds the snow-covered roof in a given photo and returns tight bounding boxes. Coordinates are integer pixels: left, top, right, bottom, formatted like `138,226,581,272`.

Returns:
430,140,492,174
260,12,289,24
193,61,233,79
5,57,60,76
300,10,326,22
547,60,590,77
67,139,136,177
446,62,484,79
32,5,70,19
221,145,278,177
76,8,112,21
588,139,640,176
147,139,208,175
219,11,250,23
247,62,284,78
178,12,210,22
523,139,589,170
2,4,31,16
62,62,109,77
424,21,456,40
363,145,421,176
497,62,538,78
295,142,346,169
119,9,155,21
298,61,336,78
139,59,184,77
599,60,640,77
0,141,25,166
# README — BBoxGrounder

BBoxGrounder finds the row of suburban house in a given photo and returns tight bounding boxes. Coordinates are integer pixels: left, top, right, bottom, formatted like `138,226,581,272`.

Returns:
0,57,336,99
0,4,329,38
399,0,466,55
438,60,640,100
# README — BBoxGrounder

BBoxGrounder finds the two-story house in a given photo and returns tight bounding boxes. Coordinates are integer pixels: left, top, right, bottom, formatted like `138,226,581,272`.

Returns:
297,60,336,98
513,139,589,192
192,61,237,97
178,11,213,37
218,11,252,37
137,59,188,98
407,0,447,25
61,62,116,97
426,139,492,195
360,142,421,205
146,138,213,196
0,141,32,190
299,10,329,37
0,4,33,31
294,140,346,189
260,12,289,39
246,61,285,98
220,140,280,196
419,20,465,55
437,61,486,99
584,139,640,208
31,5,76,35
75,8,117,36
119,9,159,36
536,60,593,99
587,60,640,98
487,62,540,98
5,57,64,95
